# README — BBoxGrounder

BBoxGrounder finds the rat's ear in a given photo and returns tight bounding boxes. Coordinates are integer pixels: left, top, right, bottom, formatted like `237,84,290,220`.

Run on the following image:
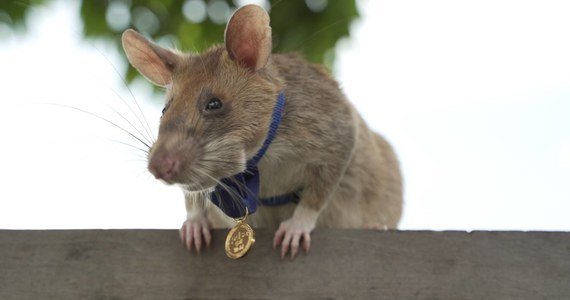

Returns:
121,29,178,86
224,5,272,71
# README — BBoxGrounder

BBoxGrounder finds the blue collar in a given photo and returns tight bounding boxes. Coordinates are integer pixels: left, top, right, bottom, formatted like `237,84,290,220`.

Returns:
209,91,295,218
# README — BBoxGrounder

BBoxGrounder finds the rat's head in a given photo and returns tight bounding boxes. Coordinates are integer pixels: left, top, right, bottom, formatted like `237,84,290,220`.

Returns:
121,5,280,190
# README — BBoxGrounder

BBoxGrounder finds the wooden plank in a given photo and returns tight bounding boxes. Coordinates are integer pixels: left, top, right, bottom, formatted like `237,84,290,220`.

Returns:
0,230,569,299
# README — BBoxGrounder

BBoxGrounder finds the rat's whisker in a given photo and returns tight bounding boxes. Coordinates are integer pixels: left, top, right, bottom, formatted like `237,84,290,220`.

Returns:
193,166,246,213
270,0,286,8
226,176,256,202
199,158,242,165
106,88,155,146
41,103,151,149
191,43,208,75
126,159,150,165
90,42,157,144
103,138,149,154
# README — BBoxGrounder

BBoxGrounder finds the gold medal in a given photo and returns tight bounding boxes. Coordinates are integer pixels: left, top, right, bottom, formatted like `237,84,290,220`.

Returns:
225,208,255,259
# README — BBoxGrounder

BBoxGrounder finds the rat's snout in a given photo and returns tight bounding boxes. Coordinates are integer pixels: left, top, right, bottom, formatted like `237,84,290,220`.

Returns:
148,154,181,181
147,134,197,182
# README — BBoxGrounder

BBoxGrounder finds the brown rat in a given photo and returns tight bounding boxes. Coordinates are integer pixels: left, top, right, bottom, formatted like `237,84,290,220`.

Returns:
121,4,402,258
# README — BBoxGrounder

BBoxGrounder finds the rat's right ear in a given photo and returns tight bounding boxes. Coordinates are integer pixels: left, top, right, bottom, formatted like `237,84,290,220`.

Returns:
121,29,178,86
224,5,272,71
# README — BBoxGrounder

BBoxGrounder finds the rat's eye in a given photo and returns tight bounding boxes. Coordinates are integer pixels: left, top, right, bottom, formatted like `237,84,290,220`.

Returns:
205,97,223,111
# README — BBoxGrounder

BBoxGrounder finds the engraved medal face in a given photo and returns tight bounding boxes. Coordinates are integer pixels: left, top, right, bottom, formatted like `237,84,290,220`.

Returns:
225,221,255,259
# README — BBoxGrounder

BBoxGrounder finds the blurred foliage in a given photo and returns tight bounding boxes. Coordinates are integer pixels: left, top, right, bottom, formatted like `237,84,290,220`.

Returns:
1,0,358,86
0,0,47,32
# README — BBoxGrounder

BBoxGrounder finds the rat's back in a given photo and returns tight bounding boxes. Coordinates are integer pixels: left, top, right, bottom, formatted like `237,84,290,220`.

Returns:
242,53,404,229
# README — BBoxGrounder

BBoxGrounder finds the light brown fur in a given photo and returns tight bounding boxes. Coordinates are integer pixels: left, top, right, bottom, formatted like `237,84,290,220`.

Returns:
122,4,402,257
204,53,403,230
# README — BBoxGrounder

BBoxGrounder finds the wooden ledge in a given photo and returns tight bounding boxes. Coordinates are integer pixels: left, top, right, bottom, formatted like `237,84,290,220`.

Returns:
1,230,569,299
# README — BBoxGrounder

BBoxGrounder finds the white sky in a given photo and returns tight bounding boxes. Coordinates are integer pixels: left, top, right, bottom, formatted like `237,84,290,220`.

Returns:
1,0,569,230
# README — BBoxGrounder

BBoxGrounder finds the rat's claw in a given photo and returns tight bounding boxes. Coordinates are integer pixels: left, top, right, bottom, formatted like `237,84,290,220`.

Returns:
290,232,302,259
363,223,383,230
274,219,314,260
180,218,212,253
289,232,311,258
280,232,291,259
302,232,311,254
193,225,202,253
273,228,285,249
202,224,212,248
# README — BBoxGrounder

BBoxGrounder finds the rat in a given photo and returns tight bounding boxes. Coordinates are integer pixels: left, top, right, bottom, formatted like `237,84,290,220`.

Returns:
121,4,402,259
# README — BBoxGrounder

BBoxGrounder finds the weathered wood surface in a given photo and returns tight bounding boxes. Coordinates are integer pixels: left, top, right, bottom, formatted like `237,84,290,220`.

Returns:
0,230,569,300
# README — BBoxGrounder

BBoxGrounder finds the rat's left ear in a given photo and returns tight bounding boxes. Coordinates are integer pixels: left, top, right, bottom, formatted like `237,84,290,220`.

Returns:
224,4,272,71
122,29,178,86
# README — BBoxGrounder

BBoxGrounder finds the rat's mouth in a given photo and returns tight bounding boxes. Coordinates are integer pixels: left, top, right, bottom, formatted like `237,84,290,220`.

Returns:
178,180,216,192
148,135,247,193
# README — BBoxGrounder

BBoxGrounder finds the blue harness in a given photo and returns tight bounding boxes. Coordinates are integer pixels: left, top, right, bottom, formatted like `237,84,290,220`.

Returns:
209,91,300,218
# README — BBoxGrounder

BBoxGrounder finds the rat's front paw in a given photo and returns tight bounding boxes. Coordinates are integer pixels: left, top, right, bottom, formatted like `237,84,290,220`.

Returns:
179,217,212,253
273,218,315,259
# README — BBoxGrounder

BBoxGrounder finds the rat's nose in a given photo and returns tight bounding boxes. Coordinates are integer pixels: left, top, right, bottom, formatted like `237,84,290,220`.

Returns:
148,155,181,181
147,132,196,182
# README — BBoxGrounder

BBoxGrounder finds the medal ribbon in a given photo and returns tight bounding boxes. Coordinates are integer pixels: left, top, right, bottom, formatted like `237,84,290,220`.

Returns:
210,91,290,218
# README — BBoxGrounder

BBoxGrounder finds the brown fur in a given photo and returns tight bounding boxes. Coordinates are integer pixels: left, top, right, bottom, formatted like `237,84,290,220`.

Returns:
122,4,403,256
204,53,403,229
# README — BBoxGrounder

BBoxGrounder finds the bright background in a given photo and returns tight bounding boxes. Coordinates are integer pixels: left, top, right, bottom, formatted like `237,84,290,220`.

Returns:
1,0,569,230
